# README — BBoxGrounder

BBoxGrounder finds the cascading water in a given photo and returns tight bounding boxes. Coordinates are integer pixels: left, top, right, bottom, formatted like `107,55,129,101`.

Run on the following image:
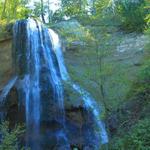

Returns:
13,19,69,149
0,19,108,149
49,29,108,146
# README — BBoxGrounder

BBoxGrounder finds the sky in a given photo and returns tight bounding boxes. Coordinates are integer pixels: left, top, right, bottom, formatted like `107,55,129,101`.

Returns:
27,0,61,12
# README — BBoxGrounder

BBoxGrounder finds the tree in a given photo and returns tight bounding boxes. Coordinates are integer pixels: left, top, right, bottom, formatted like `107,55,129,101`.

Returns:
61,0,88,18
0,0,30,22
40,0,46,23
1,0,7,19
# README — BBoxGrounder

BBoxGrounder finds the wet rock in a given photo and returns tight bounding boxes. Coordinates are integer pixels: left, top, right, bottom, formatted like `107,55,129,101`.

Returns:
116,33,148,54
0,85,25,127
0,81,100,149
66,41,86,51
5,23,13,35
54,19,93,52
107,113,119,134
0,39,12,87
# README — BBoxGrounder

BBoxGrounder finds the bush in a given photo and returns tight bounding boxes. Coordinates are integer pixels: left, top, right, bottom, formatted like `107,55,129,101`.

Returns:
0,121,25,150
110,119,150,150
115,1,147,32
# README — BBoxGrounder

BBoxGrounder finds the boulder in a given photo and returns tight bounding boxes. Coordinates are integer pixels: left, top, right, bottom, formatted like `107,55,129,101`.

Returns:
53,19,93,51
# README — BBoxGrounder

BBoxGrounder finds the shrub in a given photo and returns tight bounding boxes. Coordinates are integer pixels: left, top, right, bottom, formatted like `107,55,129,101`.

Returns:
0,121,25,150
110,119,150,150
115,1,147,32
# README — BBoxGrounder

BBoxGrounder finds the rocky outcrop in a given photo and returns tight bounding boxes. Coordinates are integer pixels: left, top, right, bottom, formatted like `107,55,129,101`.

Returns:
116,33,149,53
63,84,100,149
0,39,13,89
0,80,100,149
0,84,24,128
53,19,93,51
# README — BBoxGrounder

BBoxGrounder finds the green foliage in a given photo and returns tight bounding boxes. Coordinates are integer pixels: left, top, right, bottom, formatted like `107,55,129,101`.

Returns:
144,0,150,27
61,0,88,18
114,1,147,32
0,0,31,39
85,0,112,26
131,39,150,97
95,0,110,14
51,10,64,23
31,2,45,18
110,119,150,150
0,20,9,39
0,0,30,22
0,121,25,150
107,34,150,150
31,1,52,23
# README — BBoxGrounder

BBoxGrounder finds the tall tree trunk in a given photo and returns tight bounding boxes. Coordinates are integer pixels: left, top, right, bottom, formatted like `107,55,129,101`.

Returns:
79,0,82,13
91,0,96,15
48,0,52,23
1,0,7,19
96,41,110,114
13,0,17,19
41,0,46,23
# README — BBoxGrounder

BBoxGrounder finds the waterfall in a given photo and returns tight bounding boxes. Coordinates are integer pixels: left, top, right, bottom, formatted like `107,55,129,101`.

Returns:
48,29,108,145
13,19,69,149
0,19,108,149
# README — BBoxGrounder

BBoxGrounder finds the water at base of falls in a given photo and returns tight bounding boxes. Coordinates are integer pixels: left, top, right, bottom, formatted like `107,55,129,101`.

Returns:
0,19,108,150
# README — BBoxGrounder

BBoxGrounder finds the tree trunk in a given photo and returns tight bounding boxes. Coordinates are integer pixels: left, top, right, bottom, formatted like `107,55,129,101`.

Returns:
48,0,52,23
96,41,110,114
91,0,96,15
13,0,17,19
41,0,46,23
1,0,7,19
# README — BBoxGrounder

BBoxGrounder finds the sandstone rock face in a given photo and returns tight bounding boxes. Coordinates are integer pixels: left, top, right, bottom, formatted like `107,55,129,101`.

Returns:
65,107,98,149
0,38,16,126
0,39,13,89
64,84,99,149
54,19,93,52
0,85,24,128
